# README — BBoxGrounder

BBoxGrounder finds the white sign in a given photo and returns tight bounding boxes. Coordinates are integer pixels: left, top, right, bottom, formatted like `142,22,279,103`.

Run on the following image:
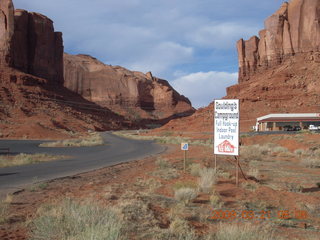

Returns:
214,99,239,156
181,143,189,151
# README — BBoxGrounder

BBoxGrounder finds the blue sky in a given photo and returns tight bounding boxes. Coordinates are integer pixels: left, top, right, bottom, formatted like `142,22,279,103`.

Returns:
14,0,286,108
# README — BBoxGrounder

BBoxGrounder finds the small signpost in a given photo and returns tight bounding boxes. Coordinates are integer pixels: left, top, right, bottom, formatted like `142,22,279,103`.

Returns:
181,143,188,172
214,99,241,186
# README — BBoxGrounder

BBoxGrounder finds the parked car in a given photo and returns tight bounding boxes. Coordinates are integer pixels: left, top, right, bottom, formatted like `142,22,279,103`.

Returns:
293,126,301,131
309,125,319,131
283,125,293,131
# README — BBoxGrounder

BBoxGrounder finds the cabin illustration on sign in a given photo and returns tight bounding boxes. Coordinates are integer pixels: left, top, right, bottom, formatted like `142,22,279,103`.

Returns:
217,140,236,153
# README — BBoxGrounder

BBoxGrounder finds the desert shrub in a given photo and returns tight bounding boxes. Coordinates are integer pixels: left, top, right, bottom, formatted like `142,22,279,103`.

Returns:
0,200,8,224
213,222,274,240
173,180,197,190
169,218,190,235
285,182,303,192
247,168,260,179
174,188,197,204
270,146,289,154
0,153,66,168
40,132,104,147
240,145,269,161
301,157,320,168
198,168,217,193
294,149,304,156
189,163,201,176
155,157,171,169
209,191,223,209
241,181,259,191
134,178,162,192
29,199,123,240
150,168,180,180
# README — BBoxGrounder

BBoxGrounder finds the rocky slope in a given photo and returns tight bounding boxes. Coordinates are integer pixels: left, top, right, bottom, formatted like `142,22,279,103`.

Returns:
64,53,194,121
159,0,320,132
0,66,133,139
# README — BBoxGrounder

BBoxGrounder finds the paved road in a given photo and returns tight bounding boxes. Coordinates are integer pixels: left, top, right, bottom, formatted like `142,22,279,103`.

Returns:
0,132,165,191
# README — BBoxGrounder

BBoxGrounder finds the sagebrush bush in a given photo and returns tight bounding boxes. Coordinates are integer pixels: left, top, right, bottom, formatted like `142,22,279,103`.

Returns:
209,191,223,209
155,157,171,169
40,132,104,147
29,199,123,240
0,200,8,224
198,168,217,193
240,145,269,160
247,168,260,179
0,153,65,168
189,163,201,176
174,188,197,204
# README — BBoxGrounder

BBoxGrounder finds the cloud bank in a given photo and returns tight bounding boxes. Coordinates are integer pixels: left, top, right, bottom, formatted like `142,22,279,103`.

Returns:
172,71,238,108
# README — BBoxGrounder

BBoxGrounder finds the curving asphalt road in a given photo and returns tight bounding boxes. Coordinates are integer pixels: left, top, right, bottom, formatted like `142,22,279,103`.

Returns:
0,132,165,192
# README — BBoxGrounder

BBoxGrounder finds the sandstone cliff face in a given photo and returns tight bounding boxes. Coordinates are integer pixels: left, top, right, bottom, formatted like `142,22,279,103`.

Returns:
0,0,14,66
238,0,320,82
64,53,194,120
0,0,63,84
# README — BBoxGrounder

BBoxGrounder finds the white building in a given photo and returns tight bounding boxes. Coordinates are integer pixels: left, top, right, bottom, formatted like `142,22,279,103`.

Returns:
256,113,320,131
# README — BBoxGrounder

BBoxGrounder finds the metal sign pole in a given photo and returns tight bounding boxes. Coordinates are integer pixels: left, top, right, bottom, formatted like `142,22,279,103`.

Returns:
184,151,186,172
236,156,239,186
214,154,217,172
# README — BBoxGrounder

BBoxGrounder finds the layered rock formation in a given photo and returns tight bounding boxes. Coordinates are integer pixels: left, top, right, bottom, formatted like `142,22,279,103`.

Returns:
0,0,63,84
64,53,194,120
238,0,320,82
160,0,320,132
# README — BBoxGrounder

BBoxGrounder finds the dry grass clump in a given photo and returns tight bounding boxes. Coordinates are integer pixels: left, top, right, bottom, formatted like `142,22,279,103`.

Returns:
294,148,320,168
173,180,197,190
155,157,172,169
0,199,9,224
150,168,180,180
198,168,217,193
189,163,201,176
40,132,104,147
212,222,274,240
301,157,320,168
247,168,260,179
174,188,198,204
270,146,289,154
209,191,223,209
241,181,259,191
134,177,162,192
0,153,67,168
29,199,123,240
240,144,270,160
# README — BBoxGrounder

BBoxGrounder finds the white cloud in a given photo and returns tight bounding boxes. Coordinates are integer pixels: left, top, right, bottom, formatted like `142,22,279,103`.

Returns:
127,42,194,76
171,71,238,108
187,22,260,49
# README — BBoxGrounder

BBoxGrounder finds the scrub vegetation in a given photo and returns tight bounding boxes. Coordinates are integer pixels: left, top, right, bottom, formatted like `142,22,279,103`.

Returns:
0,153,67,168
39,132,104,147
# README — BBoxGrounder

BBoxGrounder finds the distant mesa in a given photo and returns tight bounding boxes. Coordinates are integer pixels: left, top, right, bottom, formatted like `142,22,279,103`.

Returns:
63,53,194,120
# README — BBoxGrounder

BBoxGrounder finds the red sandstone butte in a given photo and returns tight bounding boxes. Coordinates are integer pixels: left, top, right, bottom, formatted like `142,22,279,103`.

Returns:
63,53,194,120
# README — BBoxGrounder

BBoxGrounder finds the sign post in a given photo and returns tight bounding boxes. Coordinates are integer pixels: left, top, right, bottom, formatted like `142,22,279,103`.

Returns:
214,99,240,186
181,143,189,172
